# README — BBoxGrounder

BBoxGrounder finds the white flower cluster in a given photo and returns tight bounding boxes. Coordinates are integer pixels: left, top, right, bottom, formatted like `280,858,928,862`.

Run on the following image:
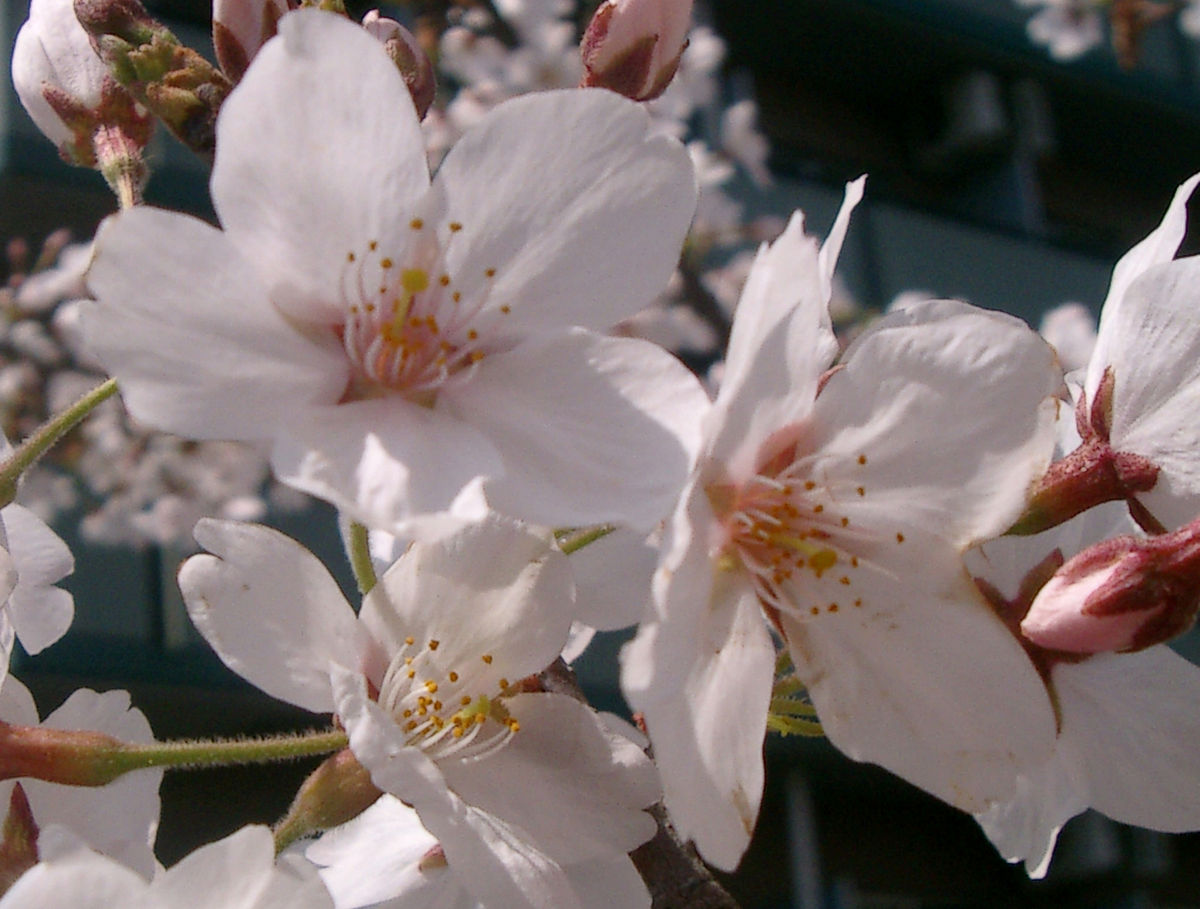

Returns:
0,0,1199,906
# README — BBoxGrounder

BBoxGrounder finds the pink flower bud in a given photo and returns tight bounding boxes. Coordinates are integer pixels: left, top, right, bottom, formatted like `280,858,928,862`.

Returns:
212,0,292,83
580,0,694,102
1021,520,1200,653
362,10,436,119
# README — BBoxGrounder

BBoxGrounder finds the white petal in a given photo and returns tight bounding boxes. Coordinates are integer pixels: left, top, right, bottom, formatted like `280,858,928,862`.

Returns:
150,826,274,907
438,692,658,864
27,689,160,879
0,848,150,908
427,89,696,335
712,211,832,454
564,856,650,909
812,298,1060,549
3,503,73,655
211,9,430,324
360,517,574,691
449,330,709,531
272,400,497,541
179,519,366,713
85,208,348,440
307,796,457,909
817,176,866,303
974,756,1086,878
781,568,1057,815
1095,257,1200,528
1054,647,1200,832
1087,173,1200,404
568,527,657,631
622,483,774,872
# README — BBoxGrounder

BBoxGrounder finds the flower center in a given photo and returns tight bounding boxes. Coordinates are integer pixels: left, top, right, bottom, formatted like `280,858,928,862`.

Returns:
710,438,895,619
377,634,521,763
339,219,511,404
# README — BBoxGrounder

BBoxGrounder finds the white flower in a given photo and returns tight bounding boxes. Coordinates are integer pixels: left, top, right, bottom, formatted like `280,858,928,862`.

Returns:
967,502,1200,876
0,675,160,879
0,825,332,908
85,9,705,540
0,437,74,677
179,516,659,909
1074,173,1200,531
622,178,1064,870
1019,0,1105,61
1038,302,1096,374
307,793,650,909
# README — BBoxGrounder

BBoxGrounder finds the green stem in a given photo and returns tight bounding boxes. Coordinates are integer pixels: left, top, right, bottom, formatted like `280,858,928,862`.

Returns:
105,729,348,779
0,378,119,507
557,524,615,556
347,521,378,595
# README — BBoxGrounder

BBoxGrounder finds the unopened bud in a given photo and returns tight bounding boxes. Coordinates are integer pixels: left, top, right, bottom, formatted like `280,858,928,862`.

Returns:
0,785,38,896
12,0,152,173
580,0,693,102
0,720,126,787
74,0,231,163
212,0,291,83
362,11,436,119
273,748,382,850
1021,518,1200,653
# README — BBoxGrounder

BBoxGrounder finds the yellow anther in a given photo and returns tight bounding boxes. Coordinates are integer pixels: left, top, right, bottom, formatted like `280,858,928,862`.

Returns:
449,221,463,232
809,549,837,576
410,218,424,230
381,257,393,269
449,671,459,682
481,654,493,664
401,269,429,294
429,640,440,651
425,680,438,693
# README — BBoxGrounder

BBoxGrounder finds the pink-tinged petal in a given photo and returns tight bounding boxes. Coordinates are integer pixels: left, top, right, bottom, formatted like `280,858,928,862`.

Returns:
1087,173,1200,405
781,563,1057,815
211,9,430,324
212,0,289,81
272,400,497,541
974,756,1087,878
1053,647,1200,832
331,667,583,909
622,483,774,871
569,527,657,631
3,504,73,655
811,299,1060,549
360,517,575,692
179,520,366,713
438,692,658,864
1095,258,1200,528
448,330,709,531
85,208,348,441
426,89,696,335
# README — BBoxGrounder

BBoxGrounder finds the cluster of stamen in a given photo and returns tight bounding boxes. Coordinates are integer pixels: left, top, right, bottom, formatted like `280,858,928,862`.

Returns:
377,635,520,763
715,446,886,618
340,218,511,402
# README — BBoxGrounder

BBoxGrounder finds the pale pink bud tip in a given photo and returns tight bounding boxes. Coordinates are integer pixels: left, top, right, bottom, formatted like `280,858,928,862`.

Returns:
1021,524,1200,654
362,11,436,119
580,0,694,102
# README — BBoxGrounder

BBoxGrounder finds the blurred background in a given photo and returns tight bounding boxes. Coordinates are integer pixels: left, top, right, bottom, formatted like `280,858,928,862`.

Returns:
4,0,1200,905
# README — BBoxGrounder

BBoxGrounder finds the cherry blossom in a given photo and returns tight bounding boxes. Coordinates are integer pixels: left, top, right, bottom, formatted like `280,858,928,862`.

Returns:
85,9,706,541
0,825,331,908
968,502,1200,876
623,179,1064,870
0,675,159,879
178,516,659,909
0,437,74,677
